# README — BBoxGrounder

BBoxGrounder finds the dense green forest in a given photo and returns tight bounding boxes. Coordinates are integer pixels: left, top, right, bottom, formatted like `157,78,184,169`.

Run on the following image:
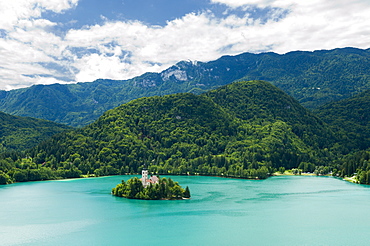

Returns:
0,48,369,127
112,177,190,200
315,89,370,151
329,149,370,184
0,80,342,185
1,80,370,185
312,90,370,184
0,111,71,152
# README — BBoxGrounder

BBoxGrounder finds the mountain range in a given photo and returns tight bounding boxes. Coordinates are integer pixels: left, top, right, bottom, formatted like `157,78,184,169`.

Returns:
0,47,369,185
0,47,369,127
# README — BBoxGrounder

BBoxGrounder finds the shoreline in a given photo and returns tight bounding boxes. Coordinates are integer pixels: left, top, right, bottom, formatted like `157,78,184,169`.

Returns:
1,171,361,186
343,176,358,184
272,171,317,176
274,172,361,184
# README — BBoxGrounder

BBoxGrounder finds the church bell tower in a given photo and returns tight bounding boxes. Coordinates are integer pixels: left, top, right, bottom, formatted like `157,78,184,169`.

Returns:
142,166,148,187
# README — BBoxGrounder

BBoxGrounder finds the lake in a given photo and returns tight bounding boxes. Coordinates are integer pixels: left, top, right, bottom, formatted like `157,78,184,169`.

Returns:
1,175,369,245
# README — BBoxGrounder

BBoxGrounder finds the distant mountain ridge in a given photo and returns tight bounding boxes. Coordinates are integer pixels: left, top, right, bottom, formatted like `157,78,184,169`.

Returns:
0,47,369,127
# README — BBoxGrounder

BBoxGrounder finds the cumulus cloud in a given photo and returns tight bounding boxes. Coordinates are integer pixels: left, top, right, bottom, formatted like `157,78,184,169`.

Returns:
0,0,78,30
63,12,258,82
0,0,369,90
0,0,76,89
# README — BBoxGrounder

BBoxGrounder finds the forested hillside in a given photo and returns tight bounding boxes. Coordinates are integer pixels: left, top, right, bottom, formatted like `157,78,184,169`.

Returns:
0,47,368,127
0,81,337,184
205,81,336,149
0,111,71,153
313,90,370,184
315,89,370,151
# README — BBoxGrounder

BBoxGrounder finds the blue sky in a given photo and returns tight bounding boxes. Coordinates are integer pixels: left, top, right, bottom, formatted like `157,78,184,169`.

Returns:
44,0,264,29
0,0,369,90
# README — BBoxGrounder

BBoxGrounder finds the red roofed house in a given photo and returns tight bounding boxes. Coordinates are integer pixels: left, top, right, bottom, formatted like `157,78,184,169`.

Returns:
140,167,159,187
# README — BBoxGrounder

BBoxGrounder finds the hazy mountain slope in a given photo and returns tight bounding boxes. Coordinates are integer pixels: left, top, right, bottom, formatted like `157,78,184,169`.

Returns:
240,48,370,108
0,111,71,152
0,47,368,127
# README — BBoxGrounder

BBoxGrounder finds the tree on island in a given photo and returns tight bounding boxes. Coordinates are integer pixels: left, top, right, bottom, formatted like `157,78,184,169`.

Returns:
112,176,191,200
183,186,191,198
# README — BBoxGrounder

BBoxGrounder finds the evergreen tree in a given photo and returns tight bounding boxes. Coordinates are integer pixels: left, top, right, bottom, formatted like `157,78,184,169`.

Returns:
183,186,191,198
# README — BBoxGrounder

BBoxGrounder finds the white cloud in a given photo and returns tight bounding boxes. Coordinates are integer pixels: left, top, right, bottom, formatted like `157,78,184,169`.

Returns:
210,0,305,8
64,12,261,82
0,0,78,30
0,0,77,90
0,0,369,90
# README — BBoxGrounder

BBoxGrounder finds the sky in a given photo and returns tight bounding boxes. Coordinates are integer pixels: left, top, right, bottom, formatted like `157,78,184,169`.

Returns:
0,0,369,90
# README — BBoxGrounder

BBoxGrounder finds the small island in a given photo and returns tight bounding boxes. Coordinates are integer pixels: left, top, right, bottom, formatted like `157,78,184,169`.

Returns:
112,167,190,200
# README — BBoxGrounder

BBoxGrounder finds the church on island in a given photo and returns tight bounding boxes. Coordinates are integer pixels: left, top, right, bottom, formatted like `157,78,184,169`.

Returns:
140,167,159,187
112,166,190,199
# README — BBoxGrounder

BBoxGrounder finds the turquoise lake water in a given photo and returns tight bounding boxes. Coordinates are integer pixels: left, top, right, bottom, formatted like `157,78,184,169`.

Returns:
1,175,370,246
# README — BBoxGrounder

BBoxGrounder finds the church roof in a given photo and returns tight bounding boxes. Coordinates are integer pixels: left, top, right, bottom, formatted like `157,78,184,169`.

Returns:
151,175,159,183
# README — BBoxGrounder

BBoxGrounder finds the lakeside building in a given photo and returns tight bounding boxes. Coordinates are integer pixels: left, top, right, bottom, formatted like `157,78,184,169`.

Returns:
140,167,159,187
